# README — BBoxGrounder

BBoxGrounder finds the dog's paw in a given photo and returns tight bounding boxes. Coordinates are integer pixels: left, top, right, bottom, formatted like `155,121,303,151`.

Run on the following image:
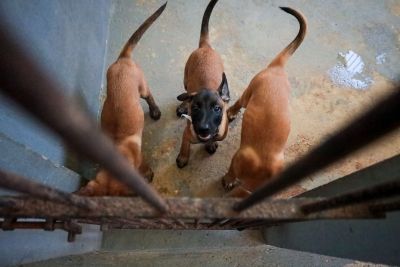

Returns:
205,142,218,155
74,185,93,196
143,168,154,183
176,104,188,118
176,155,188,168
150,106,161,120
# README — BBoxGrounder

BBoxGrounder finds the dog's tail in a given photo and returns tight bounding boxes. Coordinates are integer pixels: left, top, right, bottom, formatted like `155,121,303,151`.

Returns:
199,0,219,48
118,2,167,59
269,7,307,67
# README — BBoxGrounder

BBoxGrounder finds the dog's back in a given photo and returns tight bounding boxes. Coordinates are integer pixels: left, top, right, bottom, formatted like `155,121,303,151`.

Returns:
77,3,166,196
102,60,144,142
223,7,307,197
102,3,167,142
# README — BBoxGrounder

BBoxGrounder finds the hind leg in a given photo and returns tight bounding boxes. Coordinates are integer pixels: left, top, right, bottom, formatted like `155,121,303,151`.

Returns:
76,171,109,196
176,125,192,168
227,86,252,122
222,152,240,192
138,159,154,183
140,84,161,120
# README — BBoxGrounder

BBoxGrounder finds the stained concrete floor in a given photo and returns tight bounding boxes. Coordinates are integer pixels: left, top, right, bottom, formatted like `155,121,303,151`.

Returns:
104,0,400,198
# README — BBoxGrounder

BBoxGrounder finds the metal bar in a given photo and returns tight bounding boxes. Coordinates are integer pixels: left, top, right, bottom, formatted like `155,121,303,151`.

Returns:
0,220,81,234
0,169,95,209
0,22,166,213
370,199,400,213
157,218,175,228
207,219,226,228
301,180,400,214
0,197,379,221
219,219,236,227
194,219,200,229
236,219,306,230
235,87,400,212
235,219,265,230
174,219,188,229
221,219,243,227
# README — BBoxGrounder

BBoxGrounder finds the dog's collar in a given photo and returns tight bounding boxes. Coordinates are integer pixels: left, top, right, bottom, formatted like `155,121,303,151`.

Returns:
180,114,192,122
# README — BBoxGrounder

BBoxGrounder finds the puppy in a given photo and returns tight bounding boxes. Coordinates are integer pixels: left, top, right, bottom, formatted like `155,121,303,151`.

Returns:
176,0,230,168
222,7,307,197
77,2,167,196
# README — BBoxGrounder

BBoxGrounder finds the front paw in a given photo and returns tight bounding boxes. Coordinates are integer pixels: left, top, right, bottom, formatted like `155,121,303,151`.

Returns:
150,106,161,120
176,154,188,168
205,142,218,155
143,168,154,183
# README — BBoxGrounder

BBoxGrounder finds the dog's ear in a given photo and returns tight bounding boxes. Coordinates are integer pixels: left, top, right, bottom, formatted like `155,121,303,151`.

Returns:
177,93,192,101
218,72,230,102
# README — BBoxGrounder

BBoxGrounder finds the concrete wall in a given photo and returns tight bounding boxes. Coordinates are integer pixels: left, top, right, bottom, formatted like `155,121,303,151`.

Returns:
264,155,400,265
0,1,112,266
0,0,111,165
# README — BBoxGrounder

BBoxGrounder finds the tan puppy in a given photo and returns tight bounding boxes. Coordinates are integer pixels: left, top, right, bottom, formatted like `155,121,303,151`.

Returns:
176,0,230,168
222,7,307,197
78,2,167,196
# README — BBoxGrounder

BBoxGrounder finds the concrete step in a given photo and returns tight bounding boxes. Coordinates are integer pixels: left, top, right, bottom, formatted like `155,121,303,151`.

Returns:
0,132,81,193
102,229,264,251
21,244,373,267
0,133,103,267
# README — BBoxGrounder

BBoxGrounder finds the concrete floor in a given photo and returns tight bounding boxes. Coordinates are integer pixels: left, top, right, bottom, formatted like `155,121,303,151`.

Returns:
104,0,400,198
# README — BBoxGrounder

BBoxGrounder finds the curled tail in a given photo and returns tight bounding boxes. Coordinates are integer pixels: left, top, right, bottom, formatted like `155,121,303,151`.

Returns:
119,2,167,59
199,0,219,47
269,7,307,67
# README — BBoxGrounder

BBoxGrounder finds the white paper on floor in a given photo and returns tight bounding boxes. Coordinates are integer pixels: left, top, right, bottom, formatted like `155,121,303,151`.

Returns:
328,50,373,90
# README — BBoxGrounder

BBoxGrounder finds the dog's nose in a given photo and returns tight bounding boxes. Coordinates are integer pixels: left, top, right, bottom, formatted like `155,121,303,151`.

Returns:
198,124,210,135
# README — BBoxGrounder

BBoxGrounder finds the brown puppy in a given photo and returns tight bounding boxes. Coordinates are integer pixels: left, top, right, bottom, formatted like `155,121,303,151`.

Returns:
222,7,307,197
77,2,167,196
176,0,230,168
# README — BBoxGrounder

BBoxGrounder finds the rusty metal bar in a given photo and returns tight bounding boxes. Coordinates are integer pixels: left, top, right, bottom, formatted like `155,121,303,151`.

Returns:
220,219,243,227
0,169,95,209
174,219,188,229
301,180,400,214
370,199,400,213
235,87,400,212
0,197,380,221
0,219,81,242
194,219,200,228
0,22,166,213
157,218,175,228
208,219,225,228
77,217,262,230
235,219,265,230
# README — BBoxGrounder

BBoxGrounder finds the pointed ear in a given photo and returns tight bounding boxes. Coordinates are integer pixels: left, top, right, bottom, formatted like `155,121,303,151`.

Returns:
177,93,192,101
218,72,230,102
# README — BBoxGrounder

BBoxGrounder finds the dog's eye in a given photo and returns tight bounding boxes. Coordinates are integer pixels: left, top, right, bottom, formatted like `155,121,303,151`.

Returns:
213,105,221,112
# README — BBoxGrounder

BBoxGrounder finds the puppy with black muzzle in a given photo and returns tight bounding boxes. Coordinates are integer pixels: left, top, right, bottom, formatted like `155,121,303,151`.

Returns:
222,7,307,197
176,0,230,168
77,3,166,196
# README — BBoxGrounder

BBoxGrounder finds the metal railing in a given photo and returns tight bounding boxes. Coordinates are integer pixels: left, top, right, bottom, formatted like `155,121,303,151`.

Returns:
0,20,399,241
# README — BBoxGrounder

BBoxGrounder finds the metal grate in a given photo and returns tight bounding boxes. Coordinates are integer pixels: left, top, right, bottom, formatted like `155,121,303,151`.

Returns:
0,19,399,242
